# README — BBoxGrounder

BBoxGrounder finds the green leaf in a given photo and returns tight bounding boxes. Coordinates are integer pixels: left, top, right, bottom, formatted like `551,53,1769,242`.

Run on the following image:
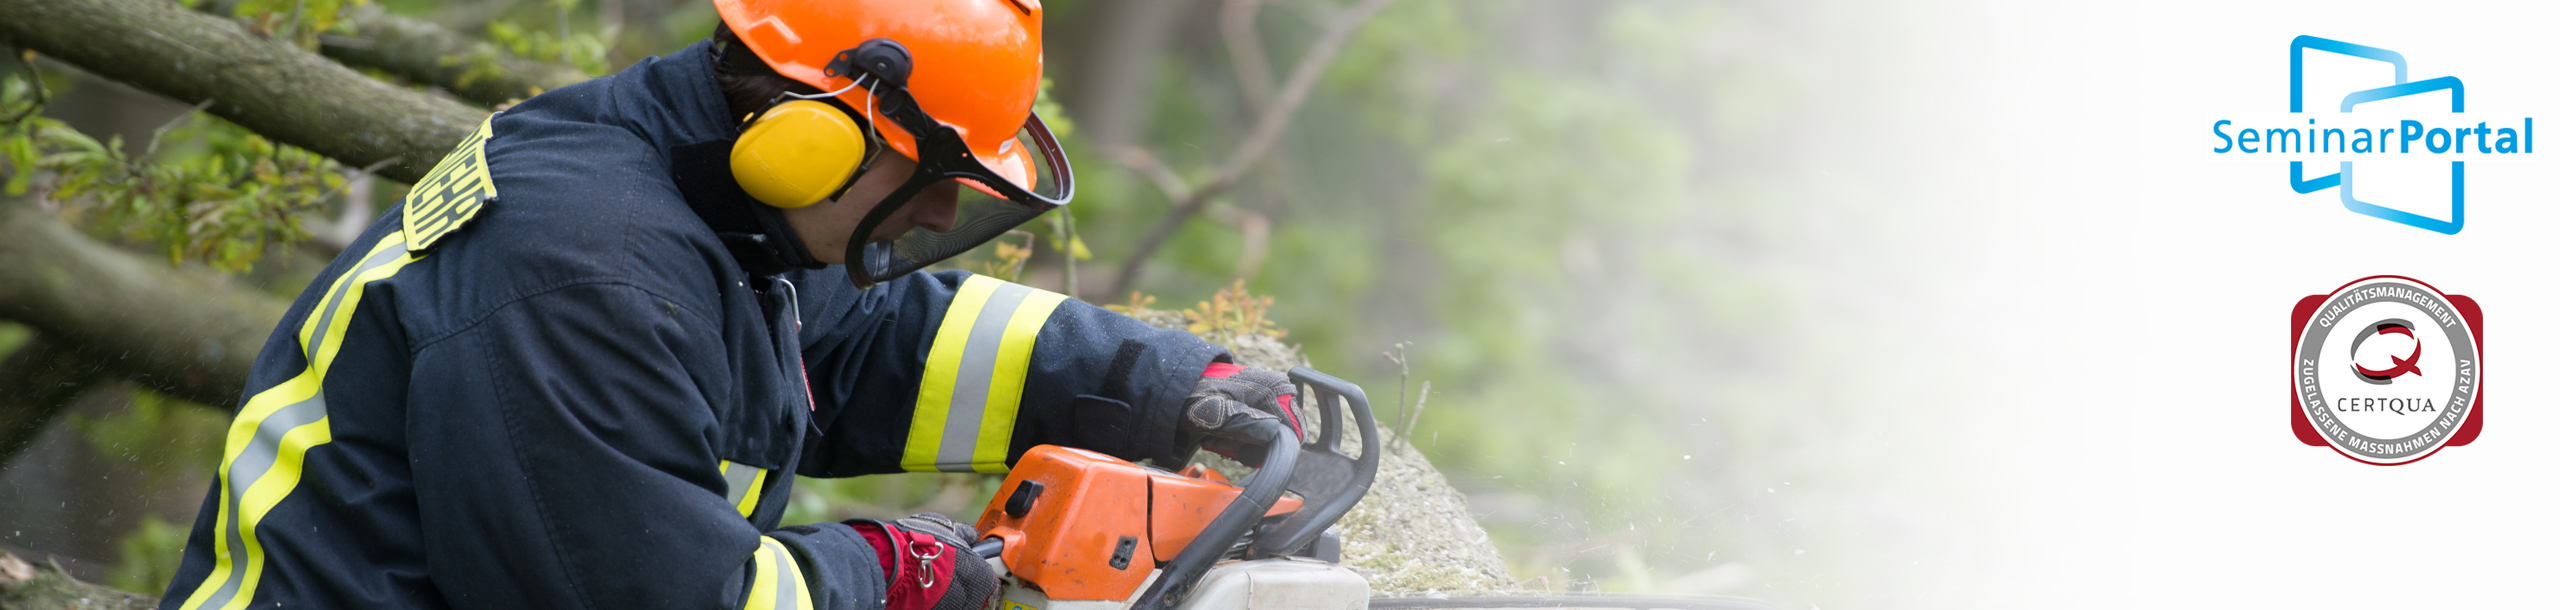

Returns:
2,135,34,195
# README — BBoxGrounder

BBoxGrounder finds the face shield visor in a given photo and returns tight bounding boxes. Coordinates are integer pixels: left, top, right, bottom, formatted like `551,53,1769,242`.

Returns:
833,41,1074,288
847,113,1072,287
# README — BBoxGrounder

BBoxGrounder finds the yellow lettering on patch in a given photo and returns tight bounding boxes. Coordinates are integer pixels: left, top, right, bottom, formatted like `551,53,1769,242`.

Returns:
402,115,499,252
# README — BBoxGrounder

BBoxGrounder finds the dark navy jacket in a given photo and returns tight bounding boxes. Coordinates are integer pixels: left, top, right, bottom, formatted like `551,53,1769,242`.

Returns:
158,41,1223,610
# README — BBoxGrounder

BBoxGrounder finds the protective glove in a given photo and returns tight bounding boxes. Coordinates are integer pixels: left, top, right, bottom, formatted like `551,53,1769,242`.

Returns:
847,513,997,610
1179,363,1304,467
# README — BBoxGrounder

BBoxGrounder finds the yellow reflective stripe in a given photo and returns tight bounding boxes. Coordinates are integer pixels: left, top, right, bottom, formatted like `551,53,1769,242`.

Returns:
719,460,771,517
179,231,419,610
173,373,314,610
974,289,1067,472
304,235,410,376
737,467,768,517
718,460,766,517
902,277,1000,471
902,276,1066,473
744,537,812,610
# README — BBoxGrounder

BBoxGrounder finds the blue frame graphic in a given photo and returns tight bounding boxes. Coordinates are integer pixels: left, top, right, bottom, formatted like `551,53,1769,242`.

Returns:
2287,36,2465,235
2289,36,2404,194
2337,77,2465,234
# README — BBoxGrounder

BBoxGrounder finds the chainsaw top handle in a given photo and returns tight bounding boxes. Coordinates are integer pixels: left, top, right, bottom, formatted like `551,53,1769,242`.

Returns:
1129,366,1379,610
1254,366,1380,557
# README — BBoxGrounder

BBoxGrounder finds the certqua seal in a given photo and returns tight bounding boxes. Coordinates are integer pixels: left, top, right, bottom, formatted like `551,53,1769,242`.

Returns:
2289,276,2484,465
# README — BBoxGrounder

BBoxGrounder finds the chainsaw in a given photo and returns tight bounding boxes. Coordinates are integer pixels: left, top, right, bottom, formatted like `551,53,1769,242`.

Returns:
966,367,1775,610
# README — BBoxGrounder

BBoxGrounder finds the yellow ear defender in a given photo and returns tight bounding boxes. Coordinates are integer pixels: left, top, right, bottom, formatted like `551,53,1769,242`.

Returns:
730,99,869,209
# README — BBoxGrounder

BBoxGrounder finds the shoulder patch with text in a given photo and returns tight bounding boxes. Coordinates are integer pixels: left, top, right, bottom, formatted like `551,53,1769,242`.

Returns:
402,115,498,252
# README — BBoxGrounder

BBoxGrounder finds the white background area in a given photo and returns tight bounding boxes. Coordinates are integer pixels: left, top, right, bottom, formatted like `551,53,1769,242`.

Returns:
1784,0,2560,606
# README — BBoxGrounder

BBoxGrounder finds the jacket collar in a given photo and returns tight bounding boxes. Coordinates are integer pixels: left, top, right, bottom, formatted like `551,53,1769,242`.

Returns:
620,40,824,277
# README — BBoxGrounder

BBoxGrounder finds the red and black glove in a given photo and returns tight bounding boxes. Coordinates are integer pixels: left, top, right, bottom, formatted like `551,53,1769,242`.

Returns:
848,513,996,610
1179,363,1303,467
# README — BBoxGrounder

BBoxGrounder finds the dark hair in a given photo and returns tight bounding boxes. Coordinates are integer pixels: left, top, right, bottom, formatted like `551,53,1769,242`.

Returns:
712,24,822,124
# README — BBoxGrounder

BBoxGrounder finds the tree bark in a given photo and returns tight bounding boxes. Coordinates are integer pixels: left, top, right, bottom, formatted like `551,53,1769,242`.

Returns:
0,0,483,183
321,4,592,108
0,550,154,610
0,336,113,470
0,197,287,410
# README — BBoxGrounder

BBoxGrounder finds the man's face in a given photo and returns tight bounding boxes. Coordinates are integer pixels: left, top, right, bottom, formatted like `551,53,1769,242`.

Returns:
781,151,960,265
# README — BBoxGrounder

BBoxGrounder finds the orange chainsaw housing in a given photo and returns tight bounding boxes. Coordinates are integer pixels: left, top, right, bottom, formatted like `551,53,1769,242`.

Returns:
975,446,1301,601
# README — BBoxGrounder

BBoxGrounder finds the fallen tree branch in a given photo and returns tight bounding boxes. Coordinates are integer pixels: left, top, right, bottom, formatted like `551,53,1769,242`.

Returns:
0,0,459,409
0,195,288,410
0,0,484,183
1108,0,1396,296
0,550,154,610
0,335,113,469
321,4,592,108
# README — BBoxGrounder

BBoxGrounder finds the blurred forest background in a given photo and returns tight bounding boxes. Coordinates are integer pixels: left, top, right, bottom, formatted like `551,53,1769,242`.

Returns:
0,0,1967,607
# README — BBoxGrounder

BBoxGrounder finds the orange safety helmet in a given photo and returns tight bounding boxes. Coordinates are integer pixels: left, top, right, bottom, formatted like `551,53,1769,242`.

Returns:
714,0,1046,192
713,0,1074,287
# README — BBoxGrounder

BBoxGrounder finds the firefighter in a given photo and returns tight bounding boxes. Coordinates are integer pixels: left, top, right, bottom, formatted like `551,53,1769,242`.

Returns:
157,1,1302,609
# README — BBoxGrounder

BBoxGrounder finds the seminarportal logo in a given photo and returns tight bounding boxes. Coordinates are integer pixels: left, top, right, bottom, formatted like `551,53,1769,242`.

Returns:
2209,36,2539,235
2289,276,2483,465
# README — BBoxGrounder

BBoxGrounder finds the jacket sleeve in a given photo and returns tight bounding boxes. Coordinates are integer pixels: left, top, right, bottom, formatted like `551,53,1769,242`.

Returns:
406,282,885,610
793,270,1228,477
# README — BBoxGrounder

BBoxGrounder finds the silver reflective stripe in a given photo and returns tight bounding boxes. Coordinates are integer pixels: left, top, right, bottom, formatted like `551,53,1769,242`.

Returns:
934,281,1034,470
200,393,327,610
722,461,760,506
193,244,407,610
305,245,407,361
767,539,803,610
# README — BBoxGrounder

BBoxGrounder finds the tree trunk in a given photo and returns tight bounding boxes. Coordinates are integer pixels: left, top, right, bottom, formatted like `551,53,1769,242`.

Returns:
0,196,288,411
321,4,592,108
0,0,483,183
